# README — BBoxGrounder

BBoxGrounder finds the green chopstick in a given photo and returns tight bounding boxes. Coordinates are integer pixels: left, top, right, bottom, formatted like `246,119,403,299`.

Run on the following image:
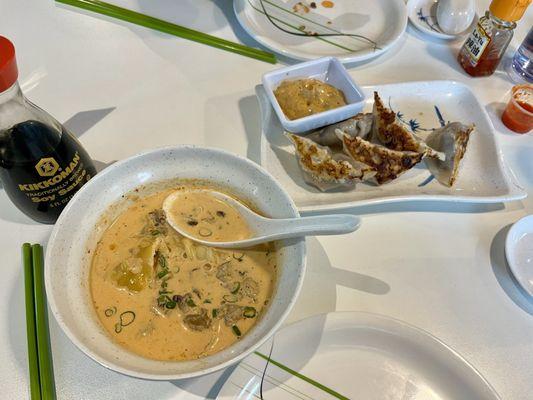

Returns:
255,351,350,400
23,243,41,400
56,0,277,64
32,244,57,400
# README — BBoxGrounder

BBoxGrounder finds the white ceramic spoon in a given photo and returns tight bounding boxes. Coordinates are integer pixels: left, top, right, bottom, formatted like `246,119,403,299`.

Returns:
163,190,361,248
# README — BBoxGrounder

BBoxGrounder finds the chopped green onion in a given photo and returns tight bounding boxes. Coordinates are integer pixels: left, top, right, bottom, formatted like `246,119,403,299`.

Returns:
114,323,122,333
151,230,160,236
203,299,212,304
243,307,257,318
165,301,177,309
104,306,116,317
230,282,240,294
199,228,212,237
232,252,244,261
223,294,239,303
157,269,169,279
212,309,218,318
158,254,167,268
186,298,196,307
120,311,136,326
232,325,241,337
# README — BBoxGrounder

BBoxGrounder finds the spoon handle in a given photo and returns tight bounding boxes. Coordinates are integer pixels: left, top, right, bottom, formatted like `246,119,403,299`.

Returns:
264,214,361,240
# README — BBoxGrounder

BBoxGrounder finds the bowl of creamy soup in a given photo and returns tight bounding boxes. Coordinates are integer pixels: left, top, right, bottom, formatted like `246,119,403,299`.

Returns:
45,146,306,380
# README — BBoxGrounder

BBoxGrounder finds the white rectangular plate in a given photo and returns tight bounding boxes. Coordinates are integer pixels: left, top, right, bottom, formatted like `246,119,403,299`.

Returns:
258,80,526,212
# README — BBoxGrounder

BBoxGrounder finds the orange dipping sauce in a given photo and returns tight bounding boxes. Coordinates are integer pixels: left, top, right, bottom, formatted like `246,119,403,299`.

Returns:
502,85,533,134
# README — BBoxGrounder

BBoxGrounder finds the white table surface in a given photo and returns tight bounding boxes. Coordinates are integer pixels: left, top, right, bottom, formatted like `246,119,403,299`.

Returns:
1,0,532,399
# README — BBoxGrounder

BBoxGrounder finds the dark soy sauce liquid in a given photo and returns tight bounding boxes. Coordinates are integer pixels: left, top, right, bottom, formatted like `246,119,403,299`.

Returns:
0,120,96,223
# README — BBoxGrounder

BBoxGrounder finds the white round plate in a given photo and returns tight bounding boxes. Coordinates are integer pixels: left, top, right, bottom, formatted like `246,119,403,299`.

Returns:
505,215,533,297
234,0,407,63
407,0,475,40
217,312,500,399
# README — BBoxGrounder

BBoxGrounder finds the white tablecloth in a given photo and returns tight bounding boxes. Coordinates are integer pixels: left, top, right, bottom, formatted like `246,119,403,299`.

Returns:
0,0,532,398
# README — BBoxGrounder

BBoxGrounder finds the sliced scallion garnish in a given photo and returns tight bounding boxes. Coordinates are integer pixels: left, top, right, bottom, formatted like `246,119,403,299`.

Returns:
158,254,167,268
104,306,117,317
232,325,241,337
223,294,238,303
243,307,257,318
165,301,177,309
120,311,136,327
157,269,169,279
230,282,240,294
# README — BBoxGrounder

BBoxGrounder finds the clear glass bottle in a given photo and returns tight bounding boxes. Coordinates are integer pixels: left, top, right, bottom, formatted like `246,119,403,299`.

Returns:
458,0,531,77
508,27,533,83
0,36,96,224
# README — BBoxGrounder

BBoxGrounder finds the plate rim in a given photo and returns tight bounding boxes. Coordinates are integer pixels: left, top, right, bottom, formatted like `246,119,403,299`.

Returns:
258,80,527,212
505,215,533,297
233,0,408,63
216,311,501,399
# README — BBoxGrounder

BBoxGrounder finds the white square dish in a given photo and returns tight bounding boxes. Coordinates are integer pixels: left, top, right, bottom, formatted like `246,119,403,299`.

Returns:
261,57,365,133
256,80,527,212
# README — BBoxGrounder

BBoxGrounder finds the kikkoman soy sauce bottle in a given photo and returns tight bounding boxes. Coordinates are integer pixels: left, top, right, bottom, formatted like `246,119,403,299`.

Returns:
458,0,531,77
0,36,96,224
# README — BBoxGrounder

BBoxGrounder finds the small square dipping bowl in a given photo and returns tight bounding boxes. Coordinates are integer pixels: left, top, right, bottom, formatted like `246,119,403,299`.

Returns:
262,57,365,134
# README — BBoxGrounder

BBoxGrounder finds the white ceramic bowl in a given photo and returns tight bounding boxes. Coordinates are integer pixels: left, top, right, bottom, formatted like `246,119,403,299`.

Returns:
505,215,533,297
262,57,365,134
45,146,306,380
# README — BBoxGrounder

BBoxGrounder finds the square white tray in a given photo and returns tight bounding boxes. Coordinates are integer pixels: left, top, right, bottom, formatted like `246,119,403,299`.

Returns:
257,80,526,212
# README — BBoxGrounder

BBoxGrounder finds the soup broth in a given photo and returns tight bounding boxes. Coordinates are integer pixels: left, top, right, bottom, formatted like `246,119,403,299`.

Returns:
90,186,277,361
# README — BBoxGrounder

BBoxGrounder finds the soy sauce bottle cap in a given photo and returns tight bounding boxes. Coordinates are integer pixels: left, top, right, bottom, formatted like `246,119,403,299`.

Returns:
0,36,18,93
490,0,531,22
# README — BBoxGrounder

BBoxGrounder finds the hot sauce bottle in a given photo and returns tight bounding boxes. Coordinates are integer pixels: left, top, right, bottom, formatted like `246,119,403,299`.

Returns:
502,84,533,133
458,0,531,77
0,36,96,224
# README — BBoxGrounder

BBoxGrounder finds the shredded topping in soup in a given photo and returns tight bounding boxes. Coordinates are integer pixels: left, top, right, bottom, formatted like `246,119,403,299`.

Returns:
90,187,277,361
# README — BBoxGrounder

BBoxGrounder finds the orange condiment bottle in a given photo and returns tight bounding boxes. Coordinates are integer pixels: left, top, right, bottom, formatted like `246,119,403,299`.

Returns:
502,85,533,133
458,0,531,77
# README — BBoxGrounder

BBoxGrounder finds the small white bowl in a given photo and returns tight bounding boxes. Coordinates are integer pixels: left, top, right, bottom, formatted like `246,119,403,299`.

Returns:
505,215,533,297
262,57,365,134
45,146,306,380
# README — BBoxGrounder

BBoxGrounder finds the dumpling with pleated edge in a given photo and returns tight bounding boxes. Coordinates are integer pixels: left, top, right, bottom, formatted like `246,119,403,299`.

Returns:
285,133,376,192
336,129,425,185
305,113,374,148
424,122,475,187
372,91,444,160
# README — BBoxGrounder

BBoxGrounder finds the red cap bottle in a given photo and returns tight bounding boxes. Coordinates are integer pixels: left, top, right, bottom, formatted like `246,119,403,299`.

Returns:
0,36,97,224
0,36,18,92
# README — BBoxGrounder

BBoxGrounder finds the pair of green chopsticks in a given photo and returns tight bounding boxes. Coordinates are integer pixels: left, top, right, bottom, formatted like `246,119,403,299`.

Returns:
23,244,56,400
56,0,277,64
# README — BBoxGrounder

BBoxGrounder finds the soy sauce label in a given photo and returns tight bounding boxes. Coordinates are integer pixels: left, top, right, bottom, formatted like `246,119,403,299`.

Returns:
463,19,491,66
17,151,91,207
0,120,96,224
